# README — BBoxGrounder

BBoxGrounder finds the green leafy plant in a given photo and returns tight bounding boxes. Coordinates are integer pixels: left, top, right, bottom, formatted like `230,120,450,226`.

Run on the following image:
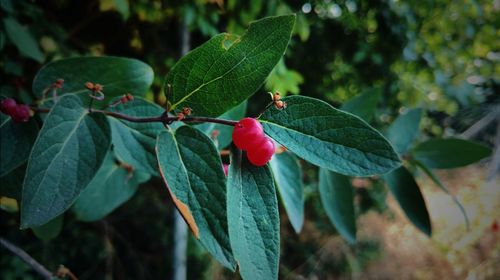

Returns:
0,14,493,280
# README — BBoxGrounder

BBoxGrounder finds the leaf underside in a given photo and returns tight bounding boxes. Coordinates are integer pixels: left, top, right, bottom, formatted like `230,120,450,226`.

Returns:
156,126,236,270
21,95,111,228
260,95,401,176
227,148,280,280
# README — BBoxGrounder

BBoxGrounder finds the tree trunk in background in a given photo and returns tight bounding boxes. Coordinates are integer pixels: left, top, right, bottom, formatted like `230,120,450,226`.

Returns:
171,19,190,280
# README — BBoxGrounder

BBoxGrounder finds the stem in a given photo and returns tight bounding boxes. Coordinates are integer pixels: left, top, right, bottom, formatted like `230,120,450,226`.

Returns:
31,107,238,127
0,237,53,280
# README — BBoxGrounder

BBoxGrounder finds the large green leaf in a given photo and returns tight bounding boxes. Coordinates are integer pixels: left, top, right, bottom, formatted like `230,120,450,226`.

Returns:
73,151,150,222
383,166,432,236
386,108,422,155
32,57,154,103
412,138,492,169
165,15,295,117
196,100,247,150
413,159,470,230
269,151,304,233
3,17,44,62
21,95,111,228
260,96,401,176
341,89,381,122
156,126,235,270
108,97,165,176
319,169,357,244
227,148,280,280
0,112,38,176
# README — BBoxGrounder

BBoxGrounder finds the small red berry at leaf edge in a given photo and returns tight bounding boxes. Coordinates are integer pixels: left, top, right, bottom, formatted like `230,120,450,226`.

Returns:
232,118,265,151
247,137,275,166
11,104,31,123
0,98,17,115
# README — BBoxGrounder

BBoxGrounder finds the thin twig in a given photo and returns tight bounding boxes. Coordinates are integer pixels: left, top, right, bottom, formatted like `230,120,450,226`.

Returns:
31,107,238,126
0,237,53,280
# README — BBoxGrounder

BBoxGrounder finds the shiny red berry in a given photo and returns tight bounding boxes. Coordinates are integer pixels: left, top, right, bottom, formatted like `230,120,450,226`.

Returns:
232,118,265,151
0,98,17,116
247,137,275,166
11,104,31,122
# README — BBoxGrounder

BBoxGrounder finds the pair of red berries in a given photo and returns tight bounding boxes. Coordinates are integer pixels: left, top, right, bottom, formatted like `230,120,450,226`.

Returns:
0,98,31,123
232,118,275,166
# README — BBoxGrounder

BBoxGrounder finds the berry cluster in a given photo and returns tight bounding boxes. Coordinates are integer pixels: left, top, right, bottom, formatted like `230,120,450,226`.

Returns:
232,118,275,166
0,98,31,123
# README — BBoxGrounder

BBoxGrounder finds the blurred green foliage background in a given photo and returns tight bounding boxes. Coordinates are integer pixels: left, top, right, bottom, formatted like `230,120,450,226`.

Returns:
1,0,498,279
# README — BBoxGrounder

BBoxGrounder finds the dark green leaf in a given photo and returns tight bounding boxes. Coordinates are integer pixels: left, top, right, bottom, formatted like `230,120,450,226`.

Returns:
386,108,423,155
413,159,470,230
165,15,295,117
341,89,381,122
21,95,111,228
383,166,432,236
412,138,492,169
3,17,44,62
318,169,356,244
0,112,38,176
227,148,280,280
269,151,304,233
196,101,247,150
108,97,165,176
260,96,401,176
156,126,235,270
32,215,63,241
32,57,154,103
73,151,150,222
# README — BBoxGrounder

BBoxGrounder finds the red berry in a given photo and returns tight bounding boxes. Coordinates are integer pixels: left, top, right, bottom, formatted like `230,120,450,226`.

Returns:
0,98,17,115
232,118,265,150
247,137,275,166
11,104,31,122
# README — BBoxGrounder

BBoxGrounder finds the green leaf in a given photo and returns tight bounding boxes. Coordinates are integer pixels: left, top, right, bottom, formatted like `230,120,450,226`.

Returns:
21,95,111,228
269,151,304,233
413,159,470,230
0,112,38,176
386,108,423,155
260,96,401,176
108,97,165,176
196,101,247,150
412,138,492,169
156,126,236,270
73,151,150,222
113,0,130,19
165,15,295,117
3,17,44,62
341,89,381,122
32,57,154,103
265,59,304,95
383,166,432,236
227,148,280,280
318,169,356,244
32,215,63,241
